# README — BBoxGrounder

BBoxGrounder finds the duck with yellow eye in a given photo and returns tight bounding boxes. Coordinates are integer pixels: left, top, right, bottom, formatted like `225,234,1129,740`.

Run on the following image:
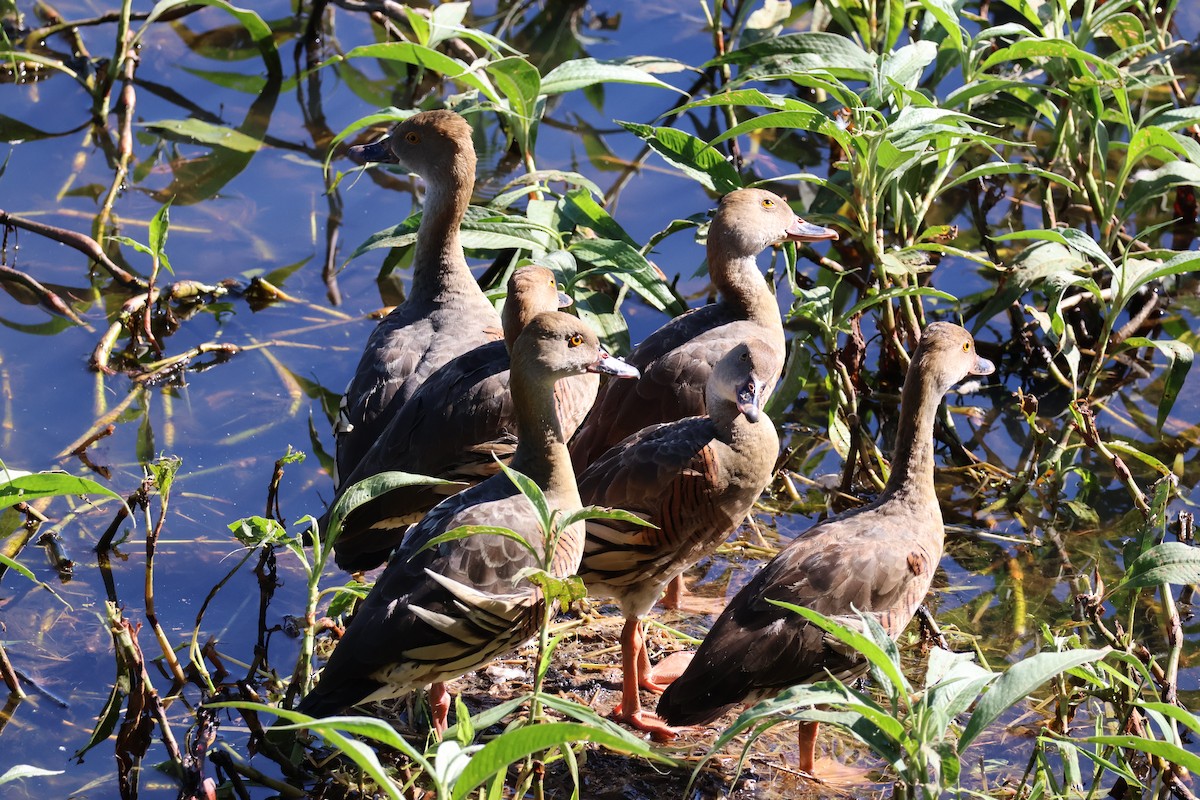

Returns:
336,109,501,487
326,265,601,573
569,187,838,609
297,312,640,735
658,322,995,780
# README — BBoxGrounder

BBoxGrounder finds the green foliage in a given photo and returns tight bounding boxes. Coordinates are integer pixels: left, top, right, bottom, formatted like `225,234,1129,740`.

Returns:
695,605,1109,799
3,0,1199,797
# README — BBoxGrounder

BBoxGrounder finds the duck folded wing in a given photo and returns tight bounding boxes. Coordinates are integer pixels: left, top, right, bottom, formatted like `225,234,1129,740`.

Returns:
657,508,940,726
571,315,779,469
579,419,727,585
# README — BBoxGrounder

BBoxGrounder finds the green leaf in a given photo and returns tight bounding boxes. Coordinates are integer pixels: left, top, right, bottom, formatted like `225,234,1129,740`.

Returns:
450,722,666,800
560,189,638,246
487,56,542,154
231,703,432,798
0,471,127,513
336,42,499,103
228,515,288,547
140,119,265,153
414,524,538,561
1113,541,1200,591
709,31,875,75
541,57,686,96
959,647,1109,750
1080,735,1200,775
144,0,281,78
768,602,911,703
519,569,586,607
1121,337,1192,429
943,161,1081,194
570,237,686,316
325,471,456,548
708,110,844,150
557,505,656,531
616,121,741,194
350,207,559,261
1124,161,1200,219
669,88,817,116
981,38,1117,79
0,765,65,786
496,462,552,536
0,552,36,583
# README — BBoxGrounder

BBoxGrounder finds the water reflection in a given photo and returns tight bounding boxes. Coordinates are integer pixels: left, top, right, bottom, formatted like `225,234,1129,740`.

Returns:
0,0,1198,798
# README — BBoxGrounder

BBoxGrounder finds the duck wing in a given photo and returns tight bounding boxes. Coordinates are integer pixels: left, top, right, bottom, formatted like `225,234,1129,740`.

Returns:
657,505,942,726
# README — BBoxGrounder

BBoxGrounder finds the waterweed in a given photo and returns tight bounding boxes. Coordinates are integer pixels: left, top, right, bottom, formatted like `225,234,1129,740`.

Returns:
219,461,674,798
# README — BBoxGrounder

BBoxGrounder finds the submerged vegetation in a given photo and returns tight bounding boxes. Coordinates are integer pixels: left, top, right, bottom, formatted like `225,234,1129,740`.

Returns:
1,0,1199,798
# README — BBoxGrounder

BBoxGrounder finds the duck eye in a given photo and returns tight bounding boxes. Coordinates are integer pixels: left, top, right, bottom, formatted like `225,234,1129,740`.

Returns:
962,341,971,353
761,198,775,209
568,334,584,347
404,131,420,144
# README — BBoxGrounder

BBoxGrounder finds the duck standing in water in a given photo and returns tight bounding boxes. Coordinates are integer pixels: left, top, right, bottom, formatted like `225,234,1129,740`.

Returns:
329,266,598,572
298,313,639,733
657,322,994,776
569,188,837,607
337,110,502,484
577,340,780,739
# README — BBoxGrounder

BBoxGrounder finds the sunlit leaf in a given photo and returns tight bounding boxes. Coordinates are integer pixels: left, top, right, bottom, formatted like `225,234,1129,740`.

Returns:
0,471,127,513
616,121,741,194
450,722,668,800
959,648,1109,750
541,57,687,95
709,30,874,75
335,42,500,103
414,524,538,561
1113,541,1200,591
1124,161,1200,219
0,765,65,786
570,237,686,316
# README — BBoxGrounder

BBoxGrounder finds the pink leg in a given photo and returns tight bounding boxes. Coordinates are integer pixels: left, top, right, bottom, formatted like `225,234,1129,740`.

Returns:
428,682,451,738
798,720,818,775
660,575,686,610
612,617,681,741
645,650,694,687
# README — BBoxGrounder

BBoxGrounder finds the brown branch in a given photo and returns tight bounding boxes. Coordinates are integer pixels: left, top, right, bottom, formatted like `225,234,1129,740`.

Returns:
0,264,93,328
0,209,145,288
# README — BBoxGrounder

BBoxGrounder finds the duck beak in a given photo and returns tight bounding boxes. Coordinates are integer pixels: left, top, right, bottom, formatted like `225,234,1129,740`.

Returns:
347,136,399,165
970,355,995,376
556,290,573,309
589,351,639,379
736,376,765,422
784,216,839,243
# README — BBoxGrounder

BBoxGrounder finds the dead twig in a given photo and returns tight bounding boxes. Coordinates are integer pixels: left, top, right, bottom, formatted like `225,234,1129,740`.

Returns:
0,209,145,288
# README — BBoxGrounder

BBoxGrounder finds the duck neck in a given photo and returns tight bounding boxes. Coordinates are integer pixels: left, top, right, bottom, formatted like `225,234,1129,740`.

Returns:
709,248,783,333
880,368,942,506
510,369,577,501
409,159,476,303
503,303,535,353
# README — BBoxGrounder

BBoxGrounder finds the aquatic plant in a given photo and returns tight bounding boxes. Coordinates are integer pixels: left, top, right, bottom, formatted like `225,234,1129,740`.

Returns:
0,0,1198,797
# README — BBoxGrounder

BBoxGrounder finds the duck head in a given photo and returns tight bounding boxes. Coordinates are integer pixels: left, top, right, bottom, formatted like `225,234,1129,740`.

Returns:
708,188,838,263
512,312,640,383
911,322,995,393
502,266,574,351
709,339,776,423
348,109,476,181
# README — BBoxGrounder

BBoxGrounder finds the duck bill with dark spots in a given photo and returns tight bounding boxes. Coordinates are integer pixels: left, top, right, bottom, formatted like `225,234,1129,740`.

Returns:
590,351,640,379
736,376,766,423
783,217,839,242
348,137,399,165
